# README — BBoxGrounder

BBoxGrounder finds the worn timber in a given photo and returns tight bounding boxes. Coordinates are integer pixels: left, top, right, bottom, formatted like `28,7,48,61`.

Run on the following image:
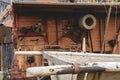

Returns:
12,1,120,14
25,51,120,80
26,65,105,77
16,51,120,65
42,51,120,65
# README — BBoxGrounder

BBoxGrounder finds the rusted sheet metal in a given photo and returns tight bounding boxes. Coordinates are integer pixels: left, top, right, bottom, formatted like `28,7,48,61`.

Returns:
26,65,105,77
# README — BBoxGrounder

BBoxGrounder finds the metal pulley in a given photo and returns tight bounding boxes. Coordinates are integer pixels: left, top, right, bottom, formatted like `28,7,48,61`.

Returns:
79,14,96,30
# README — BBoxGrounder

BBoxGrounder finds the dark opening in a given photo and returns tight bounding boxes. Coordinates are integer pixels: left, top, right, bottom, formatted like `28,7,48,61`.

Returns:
69,0,75,2
85,17,94,26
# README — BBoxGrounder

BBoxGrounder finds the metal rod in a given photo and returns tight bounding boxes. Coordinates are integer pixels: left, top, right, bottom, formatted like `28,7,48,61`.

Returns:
82,37,86,53
99,18,102,52
101,6,112,53
55,17,59,45
88,31,93,52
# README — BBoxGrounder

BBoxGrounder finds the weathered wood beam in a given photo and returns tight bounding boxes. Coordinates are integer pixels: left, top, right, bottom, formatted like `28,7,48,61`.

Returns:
101,5,112,53
16,50,120,57
43,51,120,65
43,51,120,57
12,1,120,6
15,51,43,55
26,62,120,77
26,65,105,77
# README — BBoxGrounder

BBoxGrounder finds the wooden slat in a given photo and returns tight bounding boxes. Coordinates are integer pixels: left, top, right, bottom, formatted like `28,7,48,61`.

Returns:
12,1,120,6
26,62,120,77
43,51,120,65
15,51,42,55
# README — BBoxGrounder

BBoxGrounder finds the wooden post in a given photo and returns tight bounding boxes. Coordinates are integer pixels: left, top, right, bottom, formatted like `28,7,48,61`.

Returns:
101,6,112,53
82,37,86,53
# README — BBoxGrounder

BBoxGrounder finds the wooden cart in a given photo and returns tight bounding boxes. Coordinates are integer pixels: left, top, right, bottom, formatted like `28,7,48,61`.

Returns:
16,51,120,80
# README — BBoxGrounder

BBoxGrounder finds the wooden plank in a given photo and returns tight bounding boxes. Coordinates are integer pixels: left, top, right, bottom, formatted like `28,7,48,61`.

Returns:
26,65,105,77
15,51,42,55
43,51,120,65
35,56,42,66
26,62,120,77
12,1,120,6
15,51,120,64
43,52,69,65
